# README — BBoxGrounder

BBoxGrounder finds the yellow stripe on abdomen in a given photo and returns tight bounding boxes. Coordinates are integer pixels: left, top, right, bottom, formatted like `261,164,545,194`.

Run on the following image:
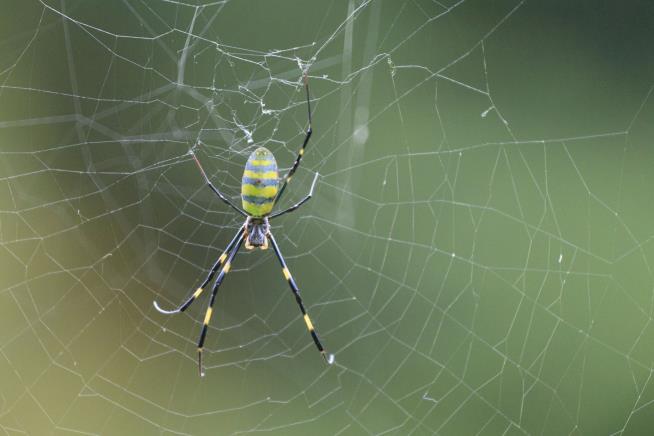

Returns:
243,170,278,180
241,184,278,197
242,200,274,216
249,159,275,166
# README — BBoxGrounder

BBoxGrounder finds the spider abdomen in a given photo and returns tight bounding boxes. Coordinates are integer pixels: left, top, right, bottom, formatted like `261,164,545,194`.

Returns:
241,147,279,217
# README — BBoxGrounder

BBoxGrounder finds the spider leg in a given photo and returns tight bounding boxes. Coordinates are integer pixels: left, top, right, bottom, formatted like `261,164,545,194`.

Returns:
197,231,245,377
270,172,319,220
153,225,245,314
274,72,313,205
267,231,334,365
190,146,247,217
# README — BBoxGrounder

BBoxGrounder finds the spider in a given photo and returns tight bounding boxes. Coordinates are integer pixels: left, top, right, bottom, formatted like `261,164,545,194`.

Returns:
153,73,334,376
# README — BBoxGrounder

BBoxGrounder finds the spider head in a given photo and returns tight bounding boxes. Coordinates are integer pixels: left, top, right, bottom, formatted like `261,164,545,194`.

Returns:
244,216,269,250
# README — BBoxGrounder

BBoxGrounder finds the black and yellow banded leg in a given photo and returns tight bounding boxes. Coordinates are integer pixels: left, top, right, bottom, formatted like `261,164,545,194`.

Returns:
270,172,319,219
197,232,245,377
153,226,245,315
267,232,335,365
274,72,313,205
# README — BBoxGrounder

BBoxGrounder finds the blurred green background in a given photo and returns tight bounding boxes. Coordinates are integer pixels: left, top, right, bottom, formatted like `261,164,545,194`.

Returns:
1,0,654,434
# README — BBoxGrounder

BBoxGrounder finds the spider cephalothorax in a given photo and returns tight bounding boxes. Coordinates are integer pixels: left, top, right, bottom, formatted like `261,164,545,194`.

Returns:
153,73,334,377
244,216,270,249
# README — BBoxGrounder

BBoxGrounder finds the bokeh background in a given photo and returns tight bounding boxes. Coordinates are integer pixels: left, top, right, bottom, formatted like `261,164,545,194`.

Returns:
1,0,654,434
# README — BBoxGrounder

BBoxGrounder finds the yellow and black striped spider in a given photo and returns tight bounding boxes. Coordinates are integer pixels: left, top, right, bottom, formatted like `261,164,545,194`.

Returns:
154,73,334,376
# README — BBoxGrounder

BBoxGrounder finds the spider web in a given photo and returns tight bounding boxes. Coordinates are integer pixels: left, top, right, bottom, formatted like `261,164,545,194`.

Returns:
1,0,654,434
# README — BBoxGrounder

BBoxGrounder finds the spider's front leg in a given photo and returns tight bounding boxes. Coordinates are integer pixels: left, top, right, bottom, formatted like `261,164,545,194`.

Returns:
153,225,245,314
196,231,244,376
267,231,334,364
